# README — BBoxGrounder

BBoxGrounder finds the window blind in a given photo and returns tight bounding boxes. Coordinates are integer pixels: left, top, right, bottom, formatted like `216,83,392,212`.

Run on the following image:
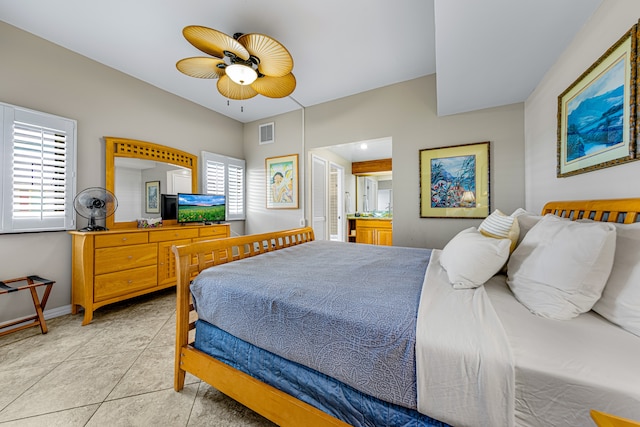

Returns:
227,161,244,217
12,122,67,219
1,103,77,233
205,159,225,195
201,151,245,221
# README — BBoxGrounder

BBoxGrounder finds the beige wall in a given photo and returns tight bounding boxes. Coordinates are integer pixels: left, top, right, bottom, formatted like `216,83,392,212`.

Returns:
1,19,526,325
243,110,306,234
0,22,243,323
245,75,525,249
525,0,640,213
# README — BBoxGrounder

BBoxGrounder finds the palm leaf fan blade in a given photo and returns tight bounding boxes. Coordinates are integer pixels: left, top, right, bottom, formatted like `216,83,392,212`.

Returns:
237,33,293,77
176,57,226,79
183,26,249,60
252,73,296,98
218,75,259,100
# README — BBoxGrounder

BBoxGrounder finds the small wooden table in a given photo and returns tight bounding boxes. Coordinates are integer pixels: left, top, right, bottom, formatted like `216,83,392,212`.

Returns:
0,275,55,337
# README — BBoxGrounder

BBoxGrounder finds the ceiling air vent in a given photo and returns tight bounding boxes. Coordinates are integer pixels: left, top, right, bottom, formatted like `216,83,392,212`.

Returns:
259,122,274,145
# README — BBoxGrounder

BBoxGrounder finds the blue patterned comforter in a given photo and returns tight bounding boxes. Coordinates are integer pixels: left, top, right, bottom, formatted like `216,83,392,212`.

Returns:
190,240,431,409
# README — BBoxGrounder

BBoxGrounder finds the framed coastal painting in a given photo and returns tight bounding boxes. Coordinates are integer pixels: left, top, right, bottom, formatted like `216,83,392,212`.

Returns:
145,181,160,214
557,23,638,177
419,141,490,218
266,154,298,209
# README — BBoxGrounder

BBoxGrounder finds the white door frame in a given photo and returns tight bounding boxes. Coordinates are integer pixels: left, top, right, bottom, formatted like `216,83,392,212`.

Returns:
311,155,328,240
329,162,344,241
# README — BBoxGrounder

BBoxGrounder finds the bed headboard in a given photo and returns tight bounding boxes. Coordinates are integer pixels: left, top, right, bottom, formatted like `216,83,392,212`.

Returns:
542,198,640,224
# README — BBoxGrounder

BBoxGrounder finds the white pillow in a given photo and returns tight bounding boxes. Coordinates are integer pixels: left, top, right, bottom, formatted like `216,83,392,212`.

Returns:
479,209,520,251
510,208,543,247
507,215,616,320
440,227,511,289
592,223,640,337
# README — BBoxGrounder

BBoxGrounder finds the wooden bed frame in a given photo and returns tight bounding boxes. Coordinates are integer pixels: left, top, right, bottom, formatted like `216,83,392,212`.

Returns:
542,198,640,223
172,226,350,426
172,199,640,427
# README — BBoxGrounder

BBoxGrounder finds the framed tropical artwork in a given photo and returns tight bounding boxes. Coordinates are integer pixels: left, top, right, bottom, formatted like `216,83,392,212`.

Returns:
557,22,638,177
266,154,298,209
145,181,160,214
419,141,490,218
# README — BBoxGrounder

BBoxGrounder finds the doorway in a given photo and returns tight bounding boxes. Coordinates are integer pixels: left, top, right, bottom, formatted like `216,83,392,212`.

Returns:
311,156,346,241
311,155,327,240
329,162,344,241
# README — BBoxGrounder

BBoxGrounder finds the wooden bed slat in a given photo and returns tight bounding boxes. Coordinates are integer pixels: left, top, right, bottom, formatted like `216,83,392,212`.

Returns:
542,198,640,224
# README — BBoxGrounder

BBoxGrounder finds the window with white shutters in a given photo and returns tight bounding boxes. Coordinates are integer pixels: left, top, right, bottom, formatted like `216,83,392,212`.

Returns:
1,103,77,233
201,151,245,221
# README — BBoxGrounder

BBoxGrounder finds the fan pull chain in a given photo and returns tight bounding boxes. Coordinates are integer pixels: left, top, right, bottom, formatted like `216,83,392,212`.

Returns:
223,79,245,112
240,84,244,113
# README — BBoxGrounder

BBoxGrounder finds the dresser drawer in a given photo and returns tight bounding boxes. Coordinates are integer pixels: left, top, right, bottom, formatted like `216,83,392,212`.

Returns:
95,243,157,275
198,226,229,238
148,228,199,242
95,232,148,248
94,265,157,302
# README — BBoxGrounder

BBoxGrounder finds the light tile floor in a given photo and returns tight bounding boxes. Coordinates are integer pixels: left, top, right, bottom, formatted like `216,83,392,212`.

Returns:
0,289,276,426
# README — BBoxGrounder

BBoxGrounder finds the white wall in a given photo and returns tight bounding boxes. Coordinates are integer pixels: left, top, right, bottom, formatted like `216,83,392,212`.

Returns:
245,75,525,249
0,21,244,324
525,0,640,213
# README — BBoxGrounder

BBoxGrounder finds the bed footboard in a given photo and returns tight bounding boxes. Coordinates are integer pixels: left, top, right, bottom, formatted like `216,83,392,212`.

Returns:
171,227,351,426
172,226,314,389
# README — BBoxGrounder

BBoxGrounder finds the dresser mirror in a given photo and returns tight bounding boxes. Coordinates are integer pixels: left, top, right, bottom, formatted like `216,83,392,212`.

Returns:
105,137,198,229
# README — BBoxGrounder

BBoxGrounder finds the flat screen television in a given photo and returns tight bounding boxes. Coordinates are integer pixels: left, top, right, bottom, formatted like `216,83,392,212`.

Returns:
177,193,226,224
161,194,177,220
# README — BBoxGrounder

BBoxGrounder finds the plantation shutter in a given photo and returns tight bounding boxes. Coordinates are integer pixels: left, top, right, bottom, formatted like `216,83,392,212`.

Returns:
227,159,244,220
205,159,225,195
1,104,76,233
201,151,245,221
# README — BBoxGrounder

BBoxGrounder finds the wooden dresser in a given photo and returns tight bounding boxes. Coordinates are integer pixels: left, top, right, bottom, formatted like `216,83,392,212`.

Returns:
69,224,229,325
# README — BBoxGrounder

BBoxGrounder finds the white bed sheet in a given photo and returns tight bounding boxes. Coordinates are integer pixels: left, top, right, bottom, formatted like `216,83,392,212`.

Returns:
484,273,640,426
416,250,515,427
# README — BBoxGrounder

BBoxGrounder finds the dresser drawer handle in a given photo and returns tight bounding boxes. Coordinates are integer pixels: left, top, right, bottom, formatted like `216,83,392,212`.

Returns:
127,255,133,259
128,280,133,284
122,237,127,241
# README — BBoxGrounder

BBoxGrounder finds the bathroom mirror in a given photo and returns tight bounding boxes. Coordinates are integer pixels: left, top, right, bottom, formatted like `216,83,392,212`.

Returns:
105,137,198,229
352,158,392,214
355,173,393,214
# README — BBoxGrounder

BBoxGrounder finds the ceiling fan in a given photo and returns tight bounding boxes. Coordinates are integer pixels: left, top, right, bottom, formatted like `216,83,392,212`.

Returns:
176,26,296,100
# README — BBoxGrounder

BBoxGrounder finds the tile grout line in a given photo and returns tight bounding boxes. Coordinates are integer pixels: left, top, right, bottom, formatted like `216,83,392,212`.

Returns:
0,403,100,426
0,359,66,419
84,312,176,425
0,292,218,426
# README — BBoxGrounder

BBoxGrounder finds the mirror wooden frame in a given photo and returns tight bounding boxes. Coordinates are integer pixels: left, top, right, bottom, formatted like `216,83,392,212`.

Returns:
105,137,198,229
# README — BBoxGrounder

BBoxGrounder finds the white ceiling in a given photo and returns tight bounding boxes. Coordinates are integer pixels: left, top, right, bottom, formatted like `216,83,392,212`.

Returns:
0,0,601,124
319,137,393,163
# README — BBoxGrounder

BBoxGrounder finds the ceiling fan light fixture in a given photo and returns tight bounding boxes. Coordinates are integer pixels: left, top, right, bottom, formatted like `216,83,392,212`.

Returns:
178,26,295,99
225,64,257,85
